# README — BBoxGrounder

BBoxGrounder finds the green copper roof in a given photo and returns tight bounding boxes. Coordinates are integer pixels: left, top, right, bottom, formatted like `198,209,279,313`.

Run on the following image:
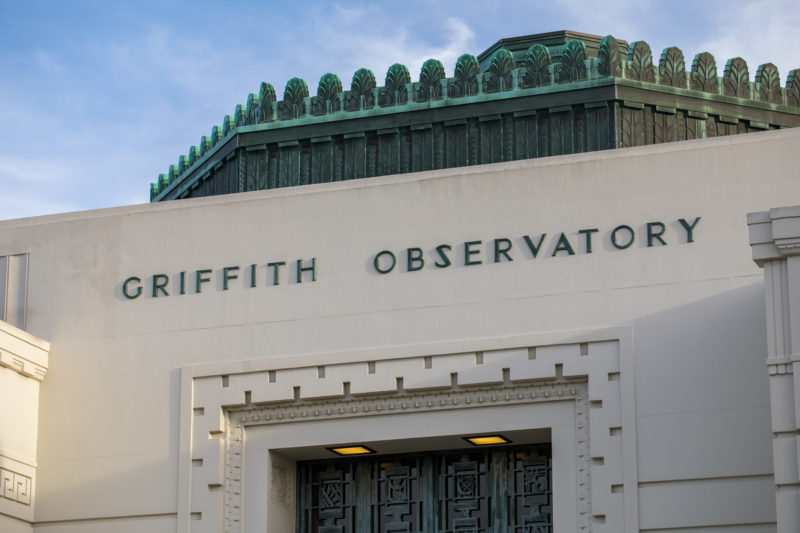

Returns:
151,30,800,201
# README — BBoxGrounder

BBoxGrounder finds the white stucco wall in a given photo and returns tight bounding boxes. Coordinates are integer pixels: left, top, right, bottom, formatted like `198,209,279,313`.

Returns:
1,127,798,531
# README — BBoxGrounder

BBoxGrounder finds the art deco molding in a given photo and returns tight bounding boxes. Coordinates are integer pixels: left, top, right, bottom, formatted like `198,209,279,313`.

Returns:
178,328,638,533
235,381,585,426
228,381,590,532
0,320,49,382
0,351,47,381
0,455,36,523
0,466,31,506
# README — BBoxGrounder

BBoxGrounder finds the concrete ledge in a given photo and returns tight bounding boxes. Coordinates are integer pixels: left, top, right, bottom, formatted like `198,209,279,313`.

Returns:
0,321,49,382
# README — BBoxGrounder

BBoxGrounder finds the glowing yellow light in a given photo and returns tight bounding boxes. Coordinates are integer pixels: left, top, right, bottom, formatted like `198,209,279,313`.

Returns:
464,435,510,446
329,446,374,456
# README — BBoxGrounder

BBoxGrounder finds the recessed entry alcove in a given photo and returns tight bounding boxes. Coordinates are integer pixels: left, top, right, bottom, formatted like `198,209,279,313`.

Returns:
292,438,553,531
178,328,638,533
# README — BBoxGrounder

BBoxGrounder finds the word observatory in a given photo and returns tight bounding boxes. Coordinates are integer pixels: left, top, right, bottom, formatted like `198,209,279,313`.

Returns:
121,217,700,299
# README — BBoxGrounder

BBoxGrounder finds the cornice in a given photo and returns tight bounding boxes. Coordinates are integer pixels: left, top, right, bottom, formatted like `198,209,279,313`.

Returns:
748,206,800,266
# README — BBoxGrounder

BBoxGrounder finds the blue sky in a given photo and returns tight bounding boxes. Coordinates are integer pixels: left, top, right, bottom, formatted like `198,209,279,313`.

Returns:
1,0,798,220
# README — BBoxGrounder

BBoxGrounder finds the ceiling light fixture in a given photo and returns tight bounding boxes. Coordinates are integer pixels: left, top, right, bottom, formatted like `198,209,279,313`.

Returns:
463,434,511,446
328,445,376,456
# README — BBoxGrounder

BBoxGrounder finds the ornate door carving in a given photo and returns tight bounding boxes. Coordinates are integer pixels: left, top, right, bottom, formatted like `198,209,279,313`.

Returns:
297,444,552,533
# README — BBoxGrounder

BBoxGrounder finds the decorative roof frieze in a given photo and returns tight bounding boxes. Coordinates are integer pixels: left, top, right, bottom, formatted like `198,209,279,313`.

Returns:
151,30,800,201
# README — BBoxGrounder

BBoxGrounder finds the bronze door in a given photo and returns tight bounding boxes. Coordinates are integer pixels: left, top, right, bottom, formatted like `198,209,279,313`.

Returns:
296,444,552,532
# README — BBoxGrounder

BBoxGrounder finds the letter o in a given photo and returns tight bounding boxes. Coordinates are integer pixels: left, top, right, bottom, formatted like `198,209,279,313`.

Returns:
611,225,635,249
122,276,142,299
373,250,396,274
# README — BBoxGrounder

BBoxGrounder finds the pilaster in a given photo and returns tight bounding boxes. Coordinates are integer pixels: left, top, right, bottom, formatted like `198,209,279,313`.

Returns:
748,206,800,533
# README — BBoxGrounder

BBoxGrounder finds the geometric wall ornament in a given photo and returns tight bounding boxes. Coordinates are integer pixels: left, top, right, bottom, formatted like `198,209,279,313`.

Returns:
0,468,31,506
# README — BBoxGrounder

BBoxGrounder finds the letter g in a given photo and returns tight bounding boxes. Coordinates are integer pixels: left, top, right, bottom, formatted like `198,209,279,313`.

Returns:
123,276,142,299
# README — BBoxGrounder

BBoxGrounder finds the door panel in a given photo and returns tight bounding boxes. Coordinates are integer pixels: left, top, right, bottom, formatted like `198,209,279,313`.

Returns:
297,444,552,532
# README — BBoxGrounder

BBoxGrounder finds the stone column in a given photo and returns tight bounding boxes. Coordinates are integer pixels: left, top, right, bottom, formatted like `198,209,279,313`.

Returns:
749,206,800,533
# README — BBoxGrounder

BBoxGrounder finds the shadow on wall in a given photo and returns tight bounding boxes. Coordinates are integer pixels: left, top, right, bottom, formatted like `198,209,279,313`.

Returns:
29,368,183,532
617,281,775,530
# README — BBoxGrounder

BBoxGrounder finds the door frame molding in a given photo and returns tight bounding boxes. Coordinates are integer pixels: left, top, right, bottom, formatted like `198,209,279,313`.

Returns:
177,326,638,532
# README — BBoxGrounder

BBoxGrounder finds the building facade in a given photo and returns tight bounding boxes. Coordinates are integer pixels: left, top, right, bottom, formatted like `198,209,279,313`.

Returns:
1,30,800,533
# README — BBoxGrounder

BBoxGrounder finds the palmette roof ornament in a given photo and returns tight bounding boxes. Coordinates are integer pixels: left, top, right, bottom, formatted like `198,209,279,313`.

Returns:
417,59,445,102
348,68,376,111
626,41,655,83
659,47,686,88
521,44,551,88
724,58,750,98
450,54,480,97
151,30,800,200
559,39,587,83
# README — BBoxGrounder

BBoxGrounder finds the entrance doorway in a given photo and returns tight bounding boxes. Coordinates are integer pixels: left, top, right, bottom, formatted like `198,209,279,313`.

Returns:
297,443,552,532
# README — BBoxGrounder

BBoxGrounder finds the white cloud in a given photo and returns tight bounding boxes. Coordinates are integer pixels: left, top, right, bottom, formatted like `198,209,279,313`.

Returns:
697,0,800,76
332,3,366,23
0,156,81,185
292,11,476,87
545,0,798,76
0,156,85,219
